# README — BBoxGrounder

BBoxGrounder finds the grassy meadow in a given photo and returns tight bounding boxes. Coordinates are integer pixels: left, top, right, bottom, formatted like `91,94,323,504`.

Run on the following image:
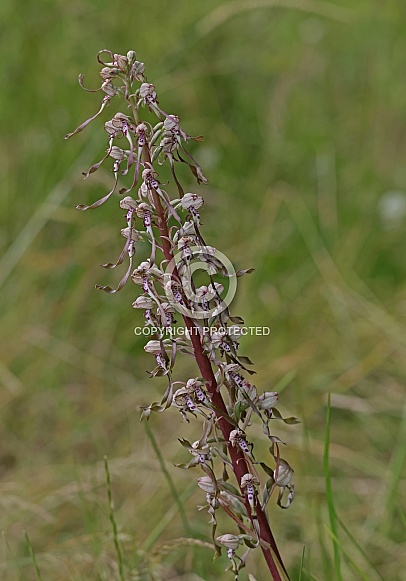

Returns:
1,0,405,579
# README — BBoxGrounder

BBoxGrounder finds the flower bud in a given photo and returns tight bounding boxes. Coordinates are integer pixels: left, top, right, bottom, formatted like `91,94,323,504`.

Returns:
197,476,217,495
126,50,137,65
120,196,138,210
144,340,162,354
138,182,148,198
110,146,126,161
132,296,155,309
120,227,141,242
114,53,128,71
180,193,204,210
275,459,293,487
257,391,279,411
101,81,119,97
100,67,120,80
216,534,240,550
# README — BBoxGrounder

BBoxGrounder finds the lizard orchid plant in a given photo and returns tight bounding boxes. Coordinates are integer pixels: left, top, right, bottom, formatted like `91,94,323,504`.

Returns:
65,49,298,581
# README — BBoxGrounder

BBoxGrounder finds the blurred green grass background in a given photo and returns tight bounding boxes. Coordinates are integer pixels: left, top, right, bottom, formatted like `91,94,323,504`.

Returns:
1,0,405,579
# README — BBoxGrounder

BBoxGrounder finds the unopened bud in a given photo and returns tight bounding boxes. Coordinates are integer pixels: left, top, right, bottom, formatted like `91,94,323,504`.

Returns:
100,67,111,80
216,534,240,551
257,391,279,411
120,196,138,210
100,67,120,80
132,296,155,309
180,193,204,210
144,340,162,354
197,476,217,495
120,227,141,242
275,459,293,487
114,54,128,71
126,50,137,64
101,81,119,97
110,146,126,161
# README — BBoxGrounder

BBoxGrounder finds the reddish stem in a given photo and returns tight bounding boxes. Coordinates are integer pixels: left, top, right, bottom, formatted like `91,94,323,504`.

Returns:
143,146,289,580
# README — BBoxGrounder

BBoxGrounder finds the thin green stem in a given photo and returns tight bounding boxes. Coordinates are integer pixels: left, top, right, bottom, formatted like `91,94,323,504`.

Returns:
104,456,125,581
144,419,191,535
298,545,305,581
323,393,342,581
24,531,43,581
336,515,385,581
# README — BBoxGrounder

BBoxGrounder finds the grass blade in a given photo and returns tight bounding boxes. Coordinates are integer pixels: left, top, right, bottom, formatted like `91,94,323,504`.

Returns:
144,419,191,535
24,532,43,581
336,515,385,581
104,456,125,581
298,545,305,581
324,527,372,581
323,393,342,581
140,483,197,553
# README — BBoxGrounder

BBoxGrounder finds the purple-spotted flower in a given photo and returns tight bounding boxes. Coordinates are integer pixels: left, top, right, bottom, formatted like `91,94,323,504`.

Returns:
229,429,253,458
185,378,209,405
240,473,260,510
172,387,198,421
216,533,243,573
131,260,163,291
144,340,168,371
